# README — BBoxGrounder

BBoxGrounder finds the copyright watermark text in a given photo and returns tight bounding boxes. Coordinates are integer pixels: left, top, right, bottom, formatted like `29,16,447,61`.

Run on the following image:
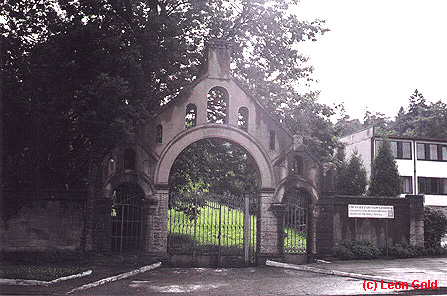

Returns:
363,280,437,291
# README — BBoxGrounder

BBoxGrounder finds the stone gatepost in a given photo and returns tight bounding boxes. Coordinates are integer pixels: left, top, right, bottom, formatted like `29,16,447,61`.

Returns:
407,194,424,247
145,184,169,259
315,195,335,258
84,158,104,252
257,187,281,263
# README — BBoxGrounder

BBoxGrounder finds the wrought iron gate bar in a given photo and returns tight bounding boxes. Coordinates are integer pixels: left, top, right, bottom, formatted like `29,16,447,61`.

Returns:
111,183,143,252
283,189,308,254
168,192,258,265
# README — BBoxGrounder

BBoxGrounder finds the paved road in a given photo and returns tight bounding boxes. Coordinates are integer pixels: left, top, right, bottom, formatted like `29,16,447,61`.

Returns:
2,258,447,295
72,267,410,295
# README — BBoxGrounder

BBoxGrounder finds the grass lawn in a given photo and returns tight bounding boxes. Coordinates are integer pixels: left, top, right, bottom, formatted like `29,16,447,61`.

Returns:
0,265,87,281
0,252,152,281
168,201,257,253
169,201,307,254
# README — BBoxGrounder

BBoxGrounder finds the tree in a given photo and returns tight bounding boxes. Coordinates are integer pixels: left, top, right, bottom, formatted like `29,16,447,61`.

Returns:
368,140,402,197
389,89,447,139
169,138,258,195
2,0,332,189
335,150,367,195
333,103,363,137
281,93,338,161
424,207,447,254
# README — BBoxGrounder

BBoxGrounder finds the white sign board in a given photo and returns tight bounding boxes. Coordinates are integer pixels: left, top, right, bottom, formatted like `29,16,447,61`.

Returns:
348,204,394,219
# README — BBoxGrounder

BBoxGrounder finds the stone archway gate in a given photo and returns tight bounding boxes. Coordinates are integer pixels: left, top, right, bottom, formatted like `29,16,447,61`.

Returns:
168,192,258,266
87,40,329,266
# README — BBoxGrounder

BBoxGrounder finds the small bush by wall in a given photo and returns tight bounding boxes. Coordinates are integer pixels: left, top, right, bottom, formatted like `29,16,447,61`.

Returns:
424,207,447,254
390,243,424,258
334,240,381,260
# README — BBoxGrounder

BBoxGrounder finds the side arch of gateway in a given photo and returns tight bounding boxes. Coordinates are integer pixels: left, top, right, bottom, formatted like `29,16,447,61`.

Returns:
85,40,333,265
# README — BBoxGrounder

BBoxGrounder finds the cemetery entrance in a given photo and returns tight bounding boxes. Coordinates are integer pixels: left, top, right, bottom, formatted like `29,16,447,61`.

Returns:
167,138,259,267
168,192,258,266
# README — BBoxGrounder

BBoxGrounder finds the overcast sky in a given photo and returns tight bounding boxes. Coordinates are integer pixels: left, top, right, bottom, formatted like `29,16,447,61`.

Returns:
292,0,447,121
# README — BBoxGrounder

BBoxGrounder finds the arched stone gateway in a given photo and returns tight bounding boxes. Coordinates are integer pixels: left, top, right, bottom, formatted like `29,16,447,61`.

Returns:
86,40,333,266
155,124,273,189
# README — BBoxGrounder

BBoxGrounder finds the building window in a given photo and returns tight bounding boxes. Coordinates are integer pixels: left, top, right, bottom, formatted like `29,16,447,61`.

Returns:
418,177,427,194
156,124,163,143
376,140,412,159
417,143,447,161
269,130,276,150
401,176,413,194
292,155,304,175
108,159,116,175
442,146,447,161
417,143,426,160
185,104,197,129
418,177,447,195
400,142,412,159
237,107,249,131
429,144,438,160
207,86,228,124
443,179,447,194
390,141,398,158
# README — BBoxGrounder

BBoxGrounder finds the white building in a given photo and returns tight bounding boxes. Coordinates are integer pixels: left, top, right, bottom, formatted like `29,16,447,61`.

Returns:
340,127,447,207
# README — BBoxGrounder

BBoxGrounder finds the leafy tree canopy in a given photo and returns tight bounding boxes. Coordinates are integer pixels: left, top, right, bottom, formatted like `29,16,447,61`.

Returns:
2,0,335,189
336,89,447,140
169,138,258,195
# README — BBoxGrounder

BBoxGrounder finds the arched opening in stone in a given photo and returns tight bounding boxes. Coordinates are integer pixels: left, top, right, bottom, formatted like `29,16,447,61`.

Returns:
167,138,260,262
237,106,249,131
185,103,197,129
283,187,310,254
111,183,144,252
169,138,259,195
291,155,304,175
207,87,228,124
156,124,163,143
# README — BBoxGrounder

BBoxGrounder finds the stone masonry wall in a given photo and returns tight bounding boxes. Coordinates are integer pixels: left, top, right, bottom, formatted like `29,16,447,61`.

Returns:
316,195,424,257
1,190,86,252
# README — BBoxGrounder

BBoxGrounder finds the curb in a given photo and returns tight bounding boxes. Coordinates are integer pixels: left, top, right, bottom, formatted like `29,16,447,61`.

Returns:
0,270,93,286
266,260,406,284
66,262,161,295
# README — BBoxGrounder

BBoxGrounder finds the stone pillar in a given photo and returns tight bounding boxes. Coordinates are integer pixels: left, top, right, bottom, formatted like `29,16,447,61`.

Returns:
92,197,113,251
84,158,102,251
407,195,424,247
257,187,281,263
315,195,335,259
145,184,169,258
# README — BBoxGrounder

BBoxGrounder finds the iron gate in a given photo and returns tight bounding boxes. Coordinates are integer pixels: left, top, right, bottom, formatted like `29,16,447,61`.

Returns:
111,183,144,252
168,192,258,265
283,188,308,254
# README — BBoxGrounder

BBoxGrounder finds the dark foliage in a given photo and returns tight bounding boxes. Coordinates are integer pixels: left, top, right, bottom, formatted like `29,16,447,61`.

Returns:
335,150,367,195
368,140,402,197
1,0,333,190
333,240,381,260
169,138,259,195
424,207,447,254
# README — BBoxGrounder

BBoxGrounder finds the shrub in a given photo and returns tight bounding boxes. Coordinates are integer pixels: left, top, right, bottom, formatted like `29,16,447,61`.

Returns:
424,207,447,254
334,240,381,260
390,243,423,258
